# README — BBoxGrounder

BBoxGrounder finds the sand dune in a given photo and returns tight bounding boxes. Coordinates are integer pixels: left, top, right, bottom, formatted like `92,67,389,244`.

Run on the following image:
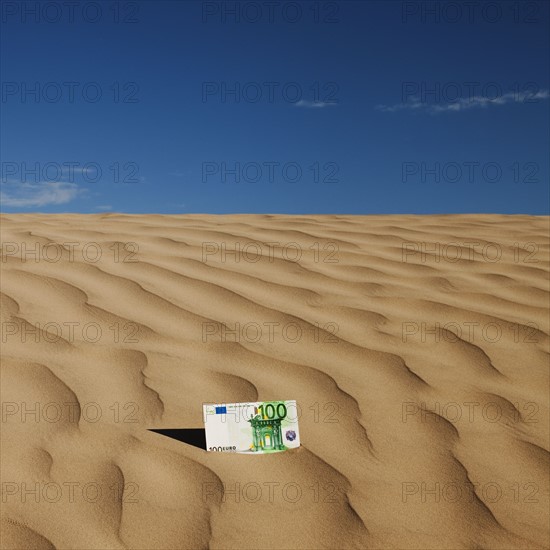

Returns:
1,214,548,549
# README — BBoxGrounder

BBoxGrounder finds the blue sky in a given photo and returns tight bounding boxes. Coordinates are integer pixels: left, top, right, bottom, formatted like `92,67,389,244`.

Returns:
1,0,549,214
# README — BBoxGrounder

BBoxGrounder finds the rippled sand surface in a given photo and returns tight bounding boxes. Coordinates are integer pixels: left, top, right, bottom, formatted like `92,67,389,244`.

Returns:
1,214,548,549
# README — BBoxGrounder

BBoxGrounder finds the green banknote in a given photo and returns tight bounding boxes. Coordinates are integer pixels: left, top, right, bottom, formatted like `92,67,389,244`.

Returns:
203,401,300,453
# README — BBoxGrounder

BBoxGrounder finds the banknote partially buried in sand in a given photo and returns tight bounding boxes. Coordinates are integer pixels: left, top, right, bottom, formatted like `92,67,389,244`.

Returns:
203,401,301,453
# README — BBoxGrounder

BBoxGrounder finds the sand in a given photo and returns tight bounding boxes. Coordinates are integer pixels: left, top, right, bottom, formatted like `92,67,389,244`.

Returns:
0,213,548,550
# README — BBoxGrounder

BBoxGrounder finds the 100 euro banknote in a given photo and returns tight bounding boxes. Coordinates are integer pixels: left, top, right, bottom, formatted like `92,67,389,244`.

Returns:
203,401,300,453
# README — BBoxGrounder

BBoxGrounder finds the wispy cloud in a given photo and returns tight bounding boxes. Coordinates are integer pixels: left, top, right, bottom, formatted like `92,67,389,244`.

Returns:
0,180,82,208
295,100,338,108
376,89,549,114
95,204,113,211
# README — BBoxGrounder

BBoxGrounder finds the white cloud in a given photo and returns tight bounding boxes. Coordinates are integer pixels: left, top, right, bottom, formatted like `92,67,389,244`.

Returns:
376,89,549,114
0,181,81,208
295,100,338,108
95,204,113,211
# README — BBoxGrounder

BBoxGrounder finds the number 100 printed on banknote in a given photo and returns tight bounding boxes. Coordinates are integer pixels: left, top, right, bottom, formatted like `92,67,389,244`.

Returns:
203,401,300,453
